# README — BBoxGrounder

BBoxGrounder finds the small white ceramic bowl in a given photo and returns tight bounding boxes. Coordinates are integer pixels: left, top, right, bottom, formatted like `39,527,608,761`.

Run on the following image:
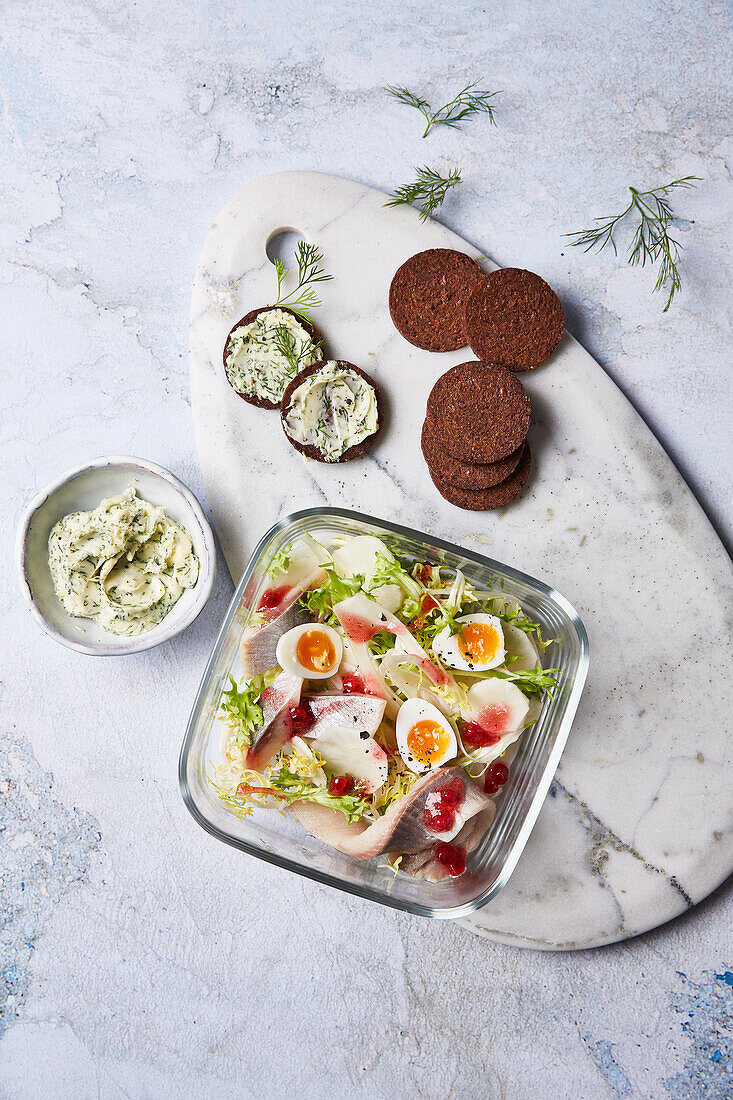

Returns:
16,456,217,656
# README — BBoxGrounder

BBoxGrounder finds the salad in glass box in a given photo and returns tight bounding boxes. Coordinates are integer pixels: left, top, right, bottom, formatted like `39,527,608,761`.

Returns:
209,530,557,882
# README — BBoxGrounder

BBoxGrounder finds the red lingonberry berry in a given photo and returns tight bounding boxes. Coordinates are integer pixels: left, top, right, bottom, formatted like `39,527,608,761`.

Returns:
328,775,355,796
488,761,509,786
289,702,313,731
434,843,466,877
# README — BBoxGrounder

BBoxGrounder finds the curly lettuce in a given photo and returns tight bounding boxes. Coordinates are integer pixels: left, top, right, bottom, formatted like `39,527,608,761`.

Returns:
220,673,268,748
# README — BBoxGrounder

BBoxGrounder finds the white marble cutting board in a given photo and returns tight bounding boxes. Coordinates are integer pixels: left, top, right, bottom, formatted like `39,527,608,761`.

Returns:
189,170,732,949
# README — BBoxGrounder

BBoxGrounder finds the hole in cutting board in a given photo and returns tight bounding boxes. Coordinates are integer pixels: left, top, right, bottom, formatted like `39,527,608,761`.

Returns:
265,228,306,271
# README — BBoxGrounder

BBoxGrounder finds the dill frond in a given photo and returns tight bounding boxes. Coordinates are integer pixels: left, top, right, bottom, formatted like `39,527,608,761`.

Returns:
565,177,700,310
386,81,499,137
385,166,462,222
273,242,333,323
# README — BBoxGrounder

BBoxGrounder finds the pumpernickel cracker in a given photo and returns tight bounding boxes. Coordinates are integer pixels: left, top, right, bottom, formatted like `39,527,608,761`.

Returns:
389,248,485,351
223,306,324,409
464,268,563,370
429,443,532,510
426,361,531,464
280,360,382,463
421,417,525,490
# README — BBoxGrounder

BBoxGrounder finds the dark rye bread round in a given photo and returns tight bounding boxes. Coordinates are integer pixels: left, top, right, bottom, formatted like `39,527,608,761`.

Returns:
464,268,564,371
430,443,532,511
223,306,324,410
389,248,485,351
280,360,382,463
421,417,525,490
426,362,531,464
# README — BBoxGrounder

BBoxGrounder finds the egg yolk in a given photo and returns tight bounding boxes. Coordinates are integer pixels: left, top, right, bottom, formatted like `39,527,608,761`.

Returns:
295,630,337,674
457,622,500,665
407,720,451,766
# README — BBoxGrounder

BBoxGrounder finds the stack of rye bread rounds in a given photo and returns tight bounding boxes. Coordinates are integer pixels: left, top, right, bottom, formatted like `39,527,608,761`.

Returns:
389,248,564,511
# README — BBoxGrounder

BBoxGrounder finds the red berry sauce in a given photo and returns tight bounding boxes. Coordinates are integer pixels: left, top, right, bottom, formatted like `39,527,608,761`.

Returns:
423,805,455,833
337,611,376,643
476,702,512,736
463,721,501,749
340,673,365,694
435,843,466,877
258,585,289,614
423,777,465,834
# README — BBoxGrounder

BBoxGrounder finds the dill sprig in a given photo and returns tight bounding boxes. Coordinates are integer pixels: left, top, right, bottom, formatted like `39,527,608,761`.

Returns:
385,166,462,222
273,241,332,323
386,81,499,138
271,322,323,372
565,177,700,311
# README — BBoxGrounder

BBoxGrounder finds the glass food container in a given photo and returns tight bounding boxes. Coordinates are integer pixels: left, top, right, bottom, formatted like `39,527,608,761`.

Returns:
179,508,589,919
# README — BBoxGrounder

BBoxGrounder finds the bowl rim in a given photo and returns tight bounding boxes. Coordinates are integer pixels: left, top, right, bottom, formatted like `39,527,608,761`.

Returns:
178,506,589,919
15,454,217,656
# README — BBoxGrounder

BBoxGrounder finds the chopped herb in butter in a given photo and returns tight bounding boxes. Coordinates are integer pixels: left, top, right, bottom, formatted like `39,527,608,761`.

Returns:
283,360,379,461
224,308,321,404
48,485,200,637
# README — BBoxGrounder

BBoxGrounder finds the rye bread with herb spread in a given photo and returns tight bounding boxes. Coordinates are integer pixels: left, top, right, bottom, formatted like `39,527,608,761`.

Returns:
463,268,564,370
429,443,532,510
389,248,485,351
421,418,525,490
280,360,382,463
426,361,531,464
223,306,324,410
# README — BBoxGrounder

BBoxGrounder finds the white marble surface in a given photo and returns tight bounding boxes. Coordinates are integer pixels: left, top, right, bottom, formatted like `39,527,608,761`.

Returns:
190,168,733,949
2,1,732,1097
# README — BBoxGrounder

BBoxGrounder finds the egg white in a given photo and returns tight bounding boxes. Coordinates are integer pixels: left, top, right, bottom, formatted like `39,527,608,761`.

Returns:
433,613,505,672
275,623,343,680
395,698,457,775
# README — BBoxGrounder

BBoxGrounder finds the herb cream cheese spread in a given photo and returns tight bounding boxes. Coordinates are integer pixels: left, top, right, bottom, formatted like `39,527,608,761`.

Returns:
224,308,320,404
283,360,379,461
48,485,200,636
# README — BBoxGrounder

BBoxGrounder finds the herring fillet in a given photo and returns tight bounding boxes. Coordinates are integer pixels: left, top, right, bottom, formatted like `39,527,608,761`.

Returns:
246,671,303,770
287,767,494,860
400,807,495,882
239,565,328,678
302,692,386,738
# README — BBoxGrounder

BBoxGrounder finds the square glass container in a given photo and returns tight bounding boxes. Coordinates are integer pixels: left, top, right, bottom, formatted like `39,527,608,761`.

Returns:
179,508,589,919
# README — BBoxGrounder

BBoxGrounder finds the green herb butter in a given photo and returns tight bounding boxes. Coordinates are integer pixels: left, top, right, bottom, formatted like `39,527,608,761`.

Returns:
283,361,379,462
48,485,200,637
224,308,320,404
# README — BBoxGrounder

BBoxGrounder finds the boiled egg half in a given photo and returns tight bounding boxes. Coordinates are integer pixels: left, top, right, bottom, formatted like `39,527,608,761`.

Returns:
433,613,505,672
276,623,343,680
396,698,458,774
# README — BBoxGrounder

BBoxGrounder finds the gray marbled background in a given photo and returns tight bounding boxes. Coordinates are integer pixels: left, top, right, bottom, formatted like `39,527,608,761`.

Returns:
2,1,731,1096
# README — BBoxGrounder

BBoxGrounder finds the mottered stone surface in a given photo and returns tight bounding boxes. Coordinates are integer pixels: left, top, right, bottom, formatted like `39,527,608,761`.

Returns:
2,0,732,1096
